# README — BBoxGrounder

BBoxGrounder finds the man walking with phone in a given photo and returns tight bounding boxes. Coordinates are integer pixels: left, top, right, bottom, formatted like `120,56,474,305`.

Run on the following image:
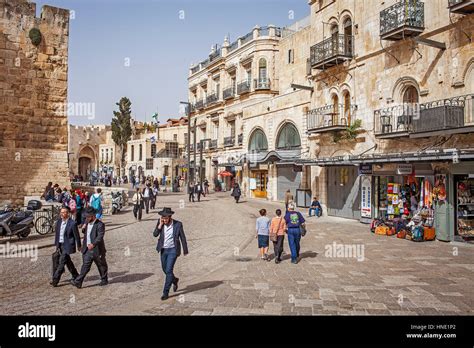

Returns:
153,207,189,300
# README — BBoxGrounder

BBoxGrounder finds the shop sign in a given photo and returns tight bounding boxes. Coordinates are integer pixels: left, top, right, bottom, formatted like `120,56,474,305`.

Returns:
249,178,257,190
235,166,243,171
396,164,413,175
359,164,373,175
360,176,372,218
259,164,268,170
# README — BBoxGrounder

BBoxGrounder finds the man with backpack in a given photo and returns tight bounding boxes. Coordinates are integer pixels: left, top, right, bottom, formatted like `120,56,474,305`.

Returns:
90,188,103,219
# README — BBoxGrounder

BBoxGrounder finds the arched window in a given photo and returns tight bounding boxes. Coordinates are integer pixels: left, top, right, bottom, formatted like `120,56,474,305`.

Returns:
258,58,267,81
131,145,135,162
403,85,419,104
139,144,143,161
332,94,339,115
151,144,157,157
106,149,109,163
276,123,301,150
343,17,353,55
343,91,351,125
402,85,419,119
110,149,113,163
248,129,268,152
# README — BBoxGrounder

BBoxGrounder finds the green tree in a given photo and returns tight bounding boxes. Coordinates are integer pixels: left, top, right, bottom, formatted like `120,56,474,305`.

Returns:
111,97,133,177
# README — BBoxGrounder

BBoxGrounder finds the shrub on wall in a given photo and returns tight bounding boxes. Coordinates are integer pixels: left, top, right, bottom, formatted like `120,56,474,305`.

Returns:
29,28,42,46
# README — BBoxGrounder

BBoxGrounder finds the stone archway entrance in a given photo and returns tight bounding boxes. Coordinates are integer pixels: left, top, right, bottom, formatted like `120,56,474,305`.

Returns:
78,145,96,180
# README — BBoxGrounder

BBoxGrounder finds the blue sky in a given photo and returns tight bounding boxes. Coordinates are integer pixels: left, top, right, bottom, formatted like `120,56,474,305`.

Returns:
33,0,310,126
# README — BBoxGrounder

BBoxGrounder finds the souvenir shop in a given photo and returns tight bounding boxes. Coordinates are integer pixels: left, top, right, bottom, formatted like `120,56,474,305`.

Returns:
452,162,474,242
368,160,474,242
368,162,447,241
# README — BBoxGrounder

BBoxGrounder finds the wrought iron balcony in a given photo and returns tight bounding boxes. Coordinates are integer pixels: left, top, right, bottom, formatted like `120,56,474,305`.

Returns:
374,95,473,138
241,31,253,45
306,103,358,133
448,0,474,14
310,34,354,69
209,48,222,63
223,87,236,100
238,134,243,146
237,80,251,95
195,99,206,110
224,136,235,147
209,139,218,149
206,92,219,106
380,0,424,41
254,78,271,90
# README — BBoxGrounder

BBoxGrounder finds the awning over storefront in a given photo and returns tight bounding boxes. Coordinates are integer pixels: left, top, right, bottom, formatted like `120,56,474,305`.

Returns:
292,148,474,166
248,149,301,165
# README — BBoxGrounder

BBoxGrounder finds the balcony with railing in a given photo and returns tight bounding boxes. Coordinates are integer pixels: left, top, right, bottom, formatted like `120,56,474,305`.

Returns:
306,103,359,133
237,80,251,95
380,0,424,41
209,139,218,150
238,133,243,146
374,95,473,138
310,34,354,69
224,136,236,147
195,99,206,110
254,78,271,90
448,0,474,14
206,92,219,106
223,86,236,100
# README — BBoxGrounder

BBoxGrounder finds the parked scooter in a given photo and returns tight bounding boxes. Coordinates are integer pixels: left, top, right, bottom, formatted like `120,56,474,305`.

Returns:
111,191,123,215
0,200,42,239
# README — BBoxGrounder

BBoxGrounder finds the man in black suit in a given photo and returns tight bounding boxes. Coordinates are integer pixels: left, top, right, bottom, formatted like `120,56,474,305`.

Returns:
153,207,188,300
50,207,81,287
71,207,108,288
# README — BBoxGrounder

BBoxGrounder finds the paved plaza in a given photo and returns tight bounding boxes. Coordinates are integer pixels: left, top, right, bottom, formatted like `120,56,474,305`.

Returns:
0,192,473,315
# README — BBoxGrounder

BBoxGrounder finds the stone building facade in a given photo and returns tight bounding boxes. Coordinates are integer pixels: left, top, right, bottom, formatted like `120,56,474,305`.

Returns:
68,124,120,181
303,0,474,220
0,0,70,205
187,24,283,191
126,118,188,186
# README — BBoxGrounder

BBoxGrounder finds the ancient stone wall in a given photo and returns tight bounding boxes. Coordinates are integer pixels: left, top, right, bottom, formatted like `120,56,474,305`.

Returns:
0,0,70,206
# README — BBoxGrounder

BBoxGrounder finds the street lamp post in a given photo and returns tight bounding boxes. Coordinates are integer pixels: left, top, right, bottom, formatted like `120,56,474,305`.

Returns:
198,138,212,183
180,101,192,187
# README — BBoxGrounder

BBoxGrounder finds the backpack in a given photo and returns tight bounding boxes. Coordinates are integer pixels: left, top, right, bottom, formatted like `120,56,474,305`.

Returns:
75,195,83,209
91,194,102,210
412,226,424,242
68,198,76,212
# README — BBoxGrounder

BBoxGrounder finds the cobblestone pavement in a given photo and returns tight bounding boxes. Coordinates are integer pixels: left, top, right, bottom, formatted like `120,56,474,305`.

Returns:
1,192,473,315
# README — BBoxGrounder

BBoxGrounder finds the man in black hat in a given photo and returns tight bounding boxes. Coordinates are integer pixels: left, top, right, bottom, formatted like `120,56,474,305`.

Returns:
50,206,81,287
71,207,108,288
153,207,188,300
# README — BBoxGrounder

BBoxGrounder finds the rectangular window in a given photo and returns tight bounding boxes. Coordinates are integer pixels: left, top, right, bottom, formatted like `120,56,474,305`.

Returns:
146,158,153,170
288,49,294,64
131,145,134,162
173,134,178,141
164,165,169,176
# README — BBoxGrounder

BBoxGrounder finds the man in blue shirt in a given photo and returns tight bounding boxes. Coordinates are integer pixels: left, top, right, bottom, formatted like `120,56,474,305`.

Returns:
284,203,306,264
309,196,322,217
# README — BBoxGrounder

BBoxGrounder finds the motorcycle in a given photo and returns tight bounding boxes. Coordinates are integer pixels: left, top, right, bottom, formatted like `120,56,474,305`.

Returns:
111,192,123,215
0,200,42,239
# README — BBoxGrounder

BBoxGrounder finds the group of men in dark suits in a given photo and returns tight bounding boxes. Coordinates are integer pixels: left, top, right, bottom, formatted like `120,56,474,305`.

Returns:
51,203,189,302
51,206,108,288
